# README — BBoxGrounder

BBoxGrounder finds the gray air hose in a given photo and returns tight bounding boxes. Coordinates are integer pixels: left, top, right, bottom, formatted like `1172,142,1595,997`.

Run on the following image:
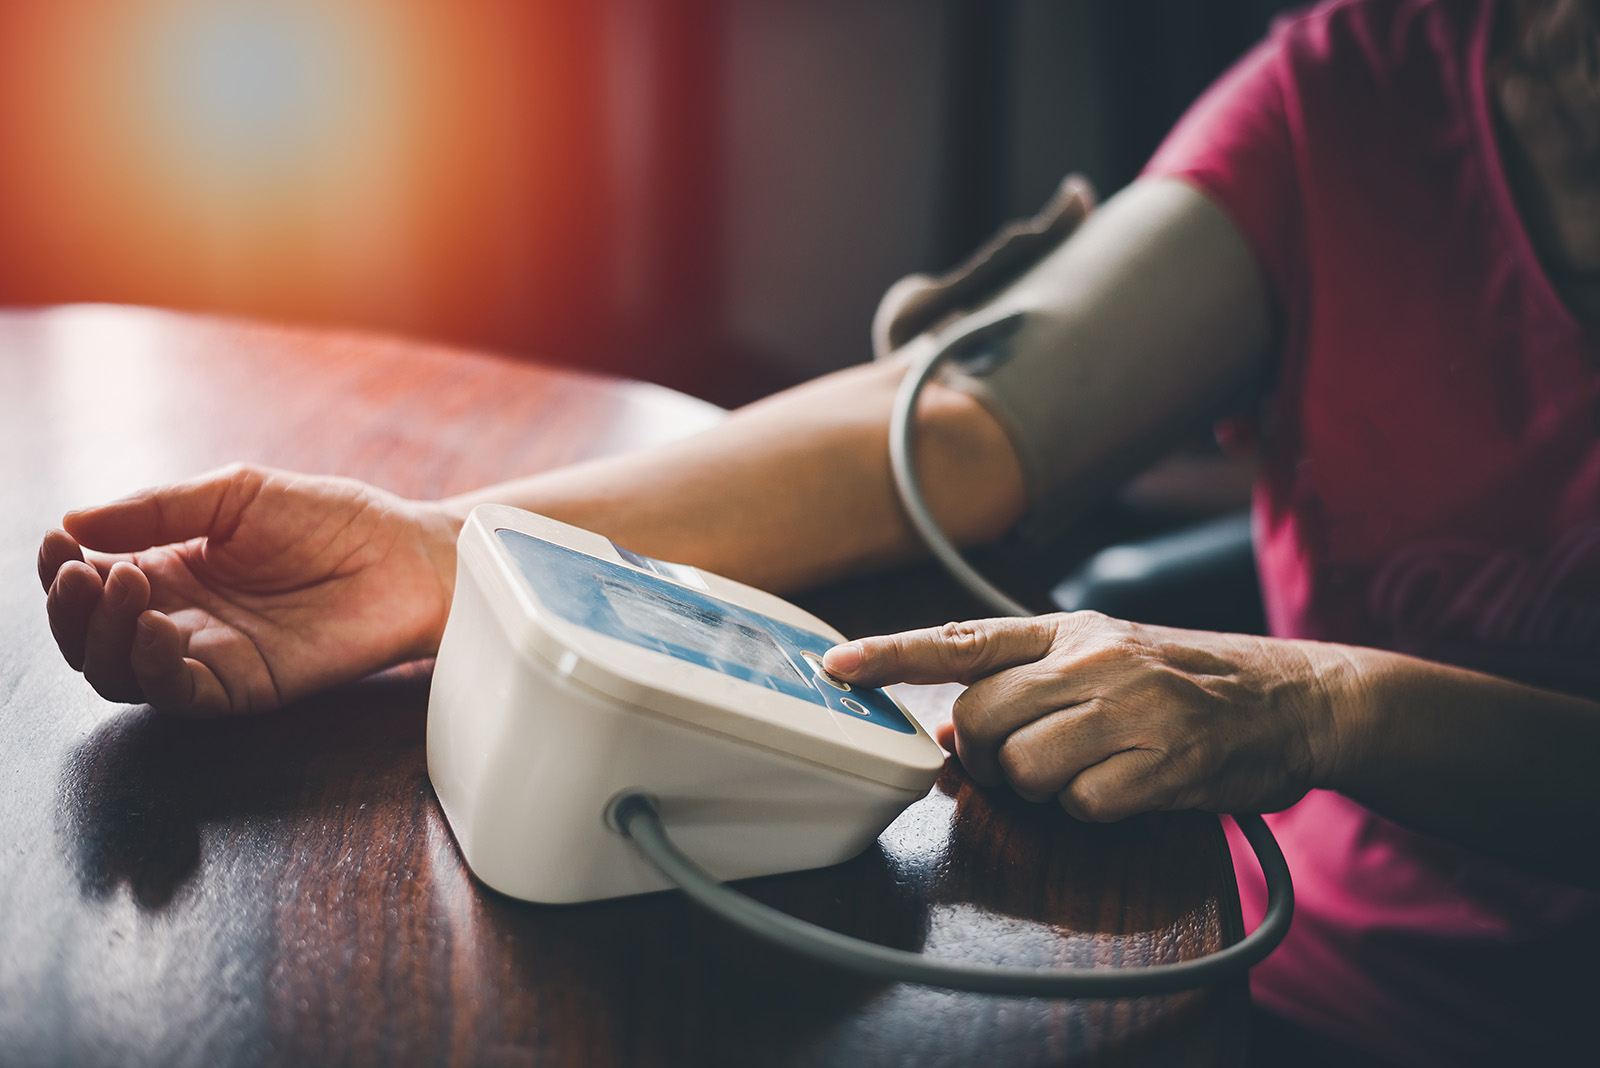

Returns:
613,792,1291,997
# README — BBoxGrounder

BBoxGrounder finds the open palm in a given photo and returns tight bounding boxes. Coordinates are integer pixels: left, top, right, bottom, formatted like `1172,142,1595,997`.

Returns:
39,464,459,715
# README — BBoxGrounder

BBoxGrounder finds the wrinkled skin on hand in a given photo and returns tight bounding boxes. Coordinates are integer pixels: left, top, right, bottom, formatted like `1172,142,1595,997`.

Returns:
39,463,459,716
824,612,1356,822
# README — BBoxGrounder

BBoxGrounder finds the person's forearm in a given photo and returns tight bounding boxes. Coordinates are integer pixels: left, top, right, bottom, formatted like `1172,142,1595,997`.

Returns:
1322,644,1600,888
434,356,1028,595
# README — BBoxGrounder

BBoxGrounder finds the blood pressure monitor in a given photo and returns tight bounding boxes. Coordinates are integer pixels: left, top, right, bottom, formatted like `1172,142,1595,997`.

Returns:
427,504,944,905
428,506,1290,995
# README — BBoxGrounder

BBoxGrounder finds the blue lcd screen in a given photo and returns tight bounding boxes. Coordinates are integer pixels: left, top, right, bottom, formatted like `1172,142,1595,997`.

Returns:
496,528,915,734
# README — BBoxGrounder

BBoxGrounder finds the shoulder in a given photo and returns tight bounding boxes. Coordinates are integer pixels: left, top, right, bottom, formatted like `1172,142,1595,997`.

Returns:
1147,0,1485,178
1273,0,1484,129
1145,0,1493,297
1270,0,1480,81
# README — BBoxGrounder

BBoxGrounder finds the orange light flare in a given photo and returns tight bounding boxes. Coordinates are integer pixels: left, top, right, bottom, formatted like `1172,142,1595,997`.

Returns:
0,0,615,360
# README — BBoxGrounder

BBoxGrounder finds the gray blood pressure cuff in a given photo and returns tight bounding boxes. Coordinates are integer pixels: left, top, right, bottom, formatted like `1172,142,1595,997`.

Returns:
871,175,1098,360
872,175,1268,540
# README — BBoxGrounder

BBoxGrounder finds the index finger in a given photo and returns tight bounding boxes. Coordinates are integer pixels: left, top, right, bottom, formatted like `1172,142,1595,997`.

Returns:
823,616,1060,687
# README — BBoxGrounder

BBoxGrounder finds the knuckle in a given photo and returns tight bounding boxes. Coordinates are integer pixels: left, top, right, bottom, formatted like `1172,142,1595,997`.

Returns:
1148,666,1191,701
1062,777,1123,823
949,688,993,738
937,619,988,656
933,620,997,679
1063,609,1129,642
998,740,1051,798
1062,620,1143,666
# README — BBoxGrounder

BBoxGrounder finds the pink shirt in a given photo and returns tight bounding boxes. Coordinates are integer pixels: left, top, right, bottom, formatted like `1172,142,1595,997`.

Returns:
1146,1,1598,1062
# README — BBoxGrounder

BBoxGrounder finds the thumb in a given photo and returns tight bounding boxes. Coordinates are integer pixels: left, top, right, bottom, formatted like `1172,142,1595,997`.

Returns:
823,617,1058,687
62,463,266,553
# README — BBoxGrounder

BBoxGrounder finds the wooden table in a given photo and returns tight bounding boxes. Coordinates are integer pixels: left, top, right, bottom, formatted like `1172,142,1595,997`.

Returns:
0,306,1247,1067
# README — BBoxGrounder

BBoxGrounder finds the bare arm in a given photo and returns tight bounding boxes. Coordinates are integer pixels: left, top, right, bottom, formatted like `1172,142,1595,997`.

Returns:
437,356,1027,595
35,361,1030,716
1331,646,1600,888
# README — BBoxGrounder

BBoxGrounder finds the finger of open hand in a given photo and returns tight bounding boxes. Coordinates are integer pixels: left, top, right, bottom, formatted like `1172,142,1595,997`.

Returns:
1057,748,1171,823
37,528,85,592
824,616,1059,687
62,463,262,553
129,610,234,716
47,559,103,671
80,562,152,703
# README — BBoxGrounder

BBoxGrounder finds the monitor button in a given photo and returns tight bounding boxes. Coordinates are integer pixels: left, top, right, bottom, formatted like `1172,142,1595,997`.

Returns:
840,697,870,717
800,650,851,691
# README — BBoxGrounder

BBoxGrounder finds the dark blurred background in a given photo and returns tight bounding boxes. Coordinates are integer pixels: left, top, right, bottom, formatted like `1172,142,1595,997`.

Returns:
0,0,1300,408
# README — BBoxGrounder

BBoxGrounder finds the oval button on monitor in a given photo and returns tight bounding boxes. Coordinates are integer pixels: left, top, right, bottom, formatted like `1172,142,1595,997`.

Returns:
839,697,870,717
800,650,851,691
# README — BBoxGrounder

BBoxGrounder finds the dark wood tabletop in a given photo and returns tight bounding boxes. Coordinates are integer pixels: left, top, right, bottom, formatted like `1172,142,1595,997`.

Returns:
0,305,1247,1068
